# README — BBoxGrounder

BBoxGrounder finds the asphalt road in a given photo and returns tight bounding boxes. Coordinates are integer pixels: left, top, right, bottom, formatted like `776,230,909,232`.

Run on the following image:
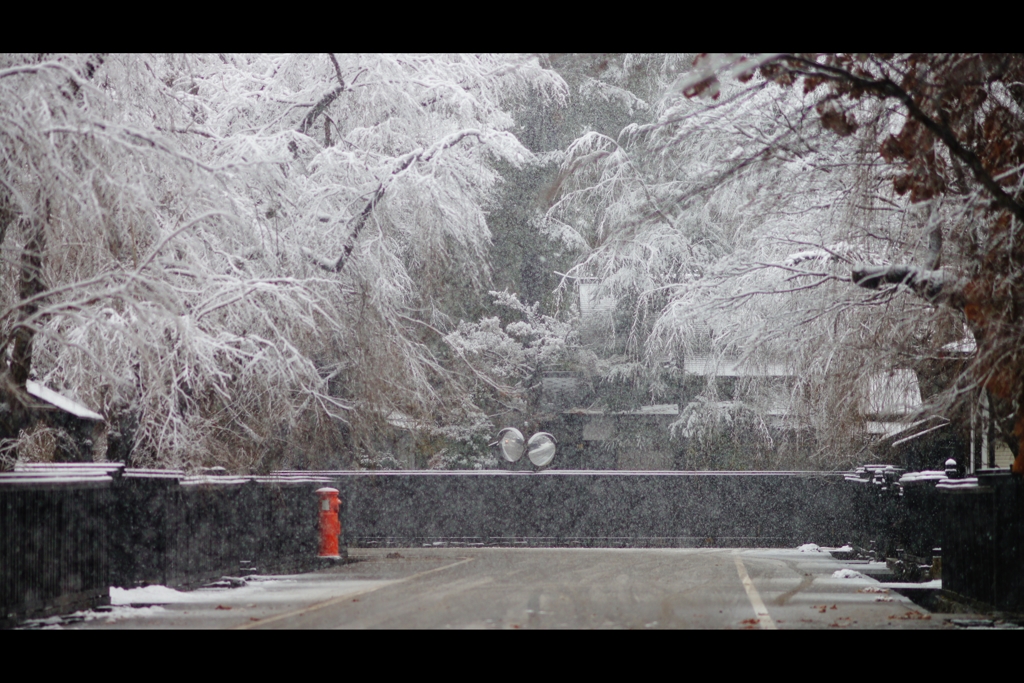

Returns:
43,547,968,629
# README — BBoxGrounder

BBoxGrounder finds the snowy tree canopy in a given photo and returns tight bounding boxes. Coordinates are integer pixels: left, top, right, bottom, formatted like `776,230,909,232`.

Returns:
547,53,1024,469
6,53,1021,475
0,53,567,470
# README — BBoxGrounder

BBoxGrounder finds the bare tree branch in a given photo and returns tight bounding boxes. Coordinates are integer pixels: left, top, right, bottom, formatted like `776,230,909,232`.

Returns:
781,55,1024,225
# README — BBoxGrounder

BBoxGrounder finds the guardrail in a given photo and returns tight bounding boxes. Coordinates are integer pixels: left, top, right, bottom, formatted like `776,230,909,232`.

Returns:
844,466,945,563
5,463,1021,624
1,464,336,627
286,470,858,549
844,464,1024,614
938,471,1024,612
0,465,115,624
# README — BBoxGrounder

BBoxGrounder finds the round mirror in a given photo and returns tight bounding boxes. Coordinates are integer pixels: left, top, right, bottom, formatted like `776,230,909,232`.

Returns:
527,432,556,467
497,427,525,462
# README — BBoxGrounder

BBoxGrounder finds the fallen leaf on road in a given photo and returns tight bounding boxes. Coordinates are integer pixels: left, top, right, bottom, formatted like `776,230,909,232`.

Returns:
888,611,931,620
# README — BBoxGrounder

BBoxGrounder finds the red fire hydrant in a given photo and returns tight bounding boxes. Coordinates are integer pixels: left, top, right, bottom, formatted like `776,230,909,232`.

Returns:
316,487,342,559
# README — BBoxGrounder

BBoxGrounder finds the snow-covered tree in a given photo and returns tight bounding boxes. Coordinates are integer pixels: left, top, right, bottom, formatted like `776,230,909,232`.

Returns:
544,55,977,468
0,53,567,471
698,54,1024,472
547,53,1024,470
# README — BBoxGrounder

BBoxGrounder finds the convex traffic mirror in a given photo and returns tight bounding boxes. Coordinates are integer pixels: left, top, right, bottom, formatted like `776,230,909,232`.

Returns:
494,428,556,468
526,432,556,467
497,427,525,462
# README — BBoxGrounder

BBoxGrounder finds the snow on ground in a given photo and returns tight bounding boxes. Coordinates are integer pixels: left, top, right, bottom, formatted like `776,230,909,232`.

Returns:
109,577,306,605
797,543,852,553
832,569,869,579
880,579,942,590
110,585,202,605
92,606,167,622
19,606,166,629
22,574,392,628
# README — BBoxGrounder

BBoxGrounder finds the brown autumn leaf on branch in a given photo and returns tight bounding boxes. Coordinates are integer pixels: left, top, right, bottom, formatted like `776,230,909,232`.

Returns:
761,54,1024,474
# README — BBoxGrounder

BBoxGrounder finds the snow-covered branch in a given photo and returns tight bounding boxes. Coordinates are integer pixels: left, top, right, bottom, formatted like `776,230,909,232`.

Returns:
0,53,561,470
851,264,957,304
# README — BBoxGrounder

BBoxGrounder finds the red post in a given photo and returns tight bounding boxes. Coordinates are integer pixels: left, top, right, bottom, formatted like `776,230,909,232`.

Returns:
316,487,342,558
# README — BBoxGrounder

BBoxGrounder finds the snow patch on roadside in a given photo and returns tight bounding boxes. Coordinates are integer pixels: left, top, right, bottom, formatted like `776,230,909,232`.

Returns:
110,585,205,605
19,605,166,629
879,579,942,590
102,605,167,621
832,569,868,579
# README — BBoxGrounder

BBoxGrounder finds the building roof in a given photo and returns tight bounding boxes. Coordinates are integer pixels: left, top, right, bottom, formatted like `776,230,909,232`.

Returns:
683,354,789,377
25,381,103,421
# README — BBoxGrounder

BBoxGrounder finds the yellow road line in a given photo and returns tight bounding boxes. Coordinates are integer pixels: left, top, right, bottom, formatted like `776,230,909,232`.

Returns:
235,556,476,630
733,551,777,630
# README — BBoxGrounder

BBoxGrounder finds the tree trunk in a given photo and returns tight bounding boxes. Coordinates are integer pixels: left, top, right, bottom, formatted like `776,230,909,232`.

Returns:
0,204,47,443
11,210,46,387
